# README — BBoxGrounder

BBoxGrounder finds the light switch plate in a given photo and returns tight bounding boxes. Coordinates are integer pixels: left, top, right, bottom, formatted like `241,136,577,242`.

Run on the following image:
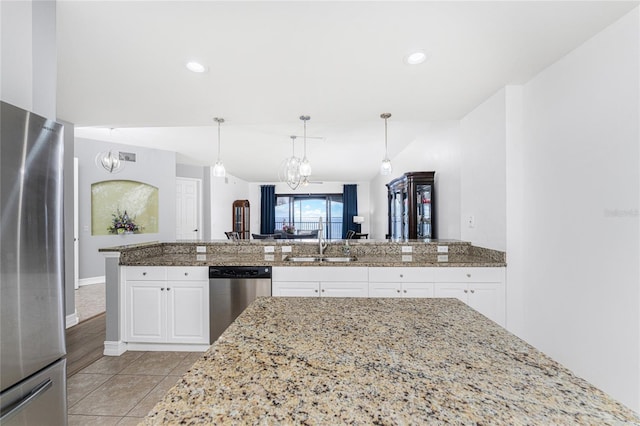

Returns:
264,246,275,253
401,255,413,262
264,254,275,261
401,246,413,253
467,215,475,228
437,254,449,262
196,254,206,261
196,246,206,253
437,245,448,253
282,246,292,253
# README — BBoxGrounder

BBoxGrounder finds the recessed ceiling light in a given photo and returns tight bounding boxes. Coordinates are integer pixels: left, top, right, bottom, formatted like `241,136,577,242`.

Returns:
186,61,207,73
405,51,427,65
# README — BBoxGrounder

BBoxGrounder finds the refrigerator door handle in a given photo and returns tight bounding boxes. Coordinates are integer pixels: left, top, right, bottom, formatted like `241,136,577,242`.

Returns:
0,379,52,423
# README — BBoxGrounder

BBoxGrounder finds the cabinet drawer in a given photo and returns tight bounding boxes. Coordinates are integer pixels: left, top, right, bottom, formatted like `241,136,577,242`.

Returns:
125,266,167,281
434,267,503,283
273,267,367,282
167,266,209,281
368,267,433,283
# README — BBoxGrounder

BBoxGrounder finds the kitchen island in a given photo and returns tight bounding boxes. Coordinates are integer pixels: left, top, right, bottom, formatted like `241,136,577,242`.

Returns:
142,297,639,424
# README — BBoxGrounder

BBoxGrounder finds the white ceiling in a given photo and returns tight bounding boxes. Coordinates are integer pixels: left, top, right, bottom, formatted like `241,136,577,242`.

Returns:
58,1,638,182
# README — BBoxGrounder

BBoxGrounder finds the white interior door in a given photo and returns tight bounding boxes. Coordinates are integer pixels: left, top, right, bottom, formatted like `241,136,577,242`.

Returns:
176,177,202,240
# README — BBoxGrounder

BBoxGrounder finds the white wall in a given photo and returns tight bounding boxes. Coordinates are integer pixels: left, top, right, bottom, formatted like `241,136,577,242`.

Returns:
369,121,461,240
75,138,177,278
210,173,250,239
0,0,56,120
460,90,507,251
247,181,371,237
520,8,639,411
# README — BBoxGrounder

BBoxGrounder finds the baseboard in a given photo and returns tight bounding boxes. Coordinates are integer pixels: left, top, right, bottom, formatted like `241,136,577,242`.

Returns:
125,342,211,352
103,341,127,356
65,312,79,329
79,276,105,287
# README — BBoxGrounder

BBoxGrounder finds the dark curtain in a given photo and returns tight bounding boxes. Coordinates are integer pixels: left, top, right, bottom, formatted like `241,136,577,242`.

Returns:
342,184,358,238
260,185,276,234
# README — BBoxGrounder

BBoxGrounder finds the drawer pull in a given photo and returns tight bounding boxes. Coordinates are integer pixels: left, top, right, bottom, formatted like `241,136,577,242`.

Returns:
142,272,147,276
399,274,404,278
167,287,171,291
466,273,471,278
184,272,189,276
397,290,401,293
160,288,165,291
403,290,407,293
321,289,325,292
315,289,318,293
464,289,468,293
470,289,475,293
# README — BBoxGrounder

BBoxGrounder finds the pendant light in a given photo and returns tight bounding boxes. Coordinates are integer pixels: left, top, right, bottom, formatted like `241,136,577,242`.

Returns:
380,113,393,176
280,136,301,190
298,115,312,178
213,117,226,178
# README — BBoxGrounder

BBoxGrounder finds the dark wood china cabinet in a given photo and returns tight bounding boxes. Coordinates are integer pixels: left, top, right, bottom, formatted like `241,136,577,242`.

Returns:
232,200,250,239
386,171,435,240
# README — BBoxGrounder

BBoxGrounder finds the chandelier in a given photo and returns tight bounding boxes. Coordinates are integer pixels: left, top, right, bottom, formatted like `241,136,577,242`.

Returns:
279,136,302,190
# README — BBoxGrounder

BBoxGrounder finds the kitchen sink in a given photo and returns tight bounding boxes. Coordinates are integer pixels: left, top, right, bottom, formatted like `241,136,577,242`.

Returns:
284,256,357,263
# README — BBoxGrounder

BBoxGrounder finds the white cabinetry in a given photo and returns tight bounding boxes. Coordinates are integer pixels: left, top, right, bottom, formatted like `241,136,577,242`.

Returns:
124,266,209,349
434,267,505,326
368,267,434,298
272,267,368,298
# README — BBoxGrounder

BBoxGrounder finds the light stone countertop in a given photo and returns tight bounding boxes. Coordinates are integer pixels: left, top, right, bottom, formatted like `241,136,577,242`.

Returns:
142,297,639,425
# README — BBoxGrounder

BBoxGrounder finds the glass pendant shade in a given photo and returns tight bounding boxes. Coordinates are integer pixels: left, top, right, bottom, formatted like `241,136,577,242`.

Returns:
299,157,312,177
101,151,121,173
213,160,226,177
213,117,226,178
380,157,393,175
280,136,301,190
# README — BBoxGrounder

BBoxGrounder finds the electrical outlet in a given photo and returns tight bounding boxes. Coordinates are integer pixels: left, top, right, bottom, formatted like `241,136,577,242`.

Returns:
437,254,449,262
264,254,275,261
281,246,292,253
196,246,206,253
467,215,475,228
264,246,275,253
196,254,206,261
401,246,413,253
401,255,413,262
437,245,448,253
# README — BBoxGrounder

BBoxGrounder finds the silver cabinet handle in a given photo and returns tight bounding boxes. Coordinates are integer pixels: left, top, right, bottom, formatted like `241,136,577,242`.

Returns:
142,272,147,276
0,379,52,423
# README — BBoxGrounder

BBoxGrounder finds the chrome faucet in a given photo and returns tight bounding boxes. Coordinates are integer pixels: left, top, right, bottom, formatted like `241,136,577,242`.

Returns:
318,217,328,256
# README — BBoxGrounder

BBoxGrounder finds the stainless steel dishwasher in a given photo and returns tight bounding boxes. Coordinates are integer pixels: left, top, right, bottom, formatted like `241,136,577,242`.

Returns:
208,266,272,343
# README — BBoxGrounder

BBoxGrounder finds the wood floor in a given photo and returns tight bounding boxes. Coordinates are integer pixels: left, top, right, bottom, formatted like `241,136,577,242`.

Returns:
65,313,106,377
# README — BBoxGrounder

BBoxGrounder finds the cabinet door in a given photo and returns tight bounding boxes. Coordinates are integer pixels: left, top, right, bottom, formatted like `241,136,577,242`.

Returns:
272,281,320,297
126,281,165,342
402,282,434,298
468,283,505,327
320,282,368,298
434,283,468,303
369,282,402,298
166,281,209,344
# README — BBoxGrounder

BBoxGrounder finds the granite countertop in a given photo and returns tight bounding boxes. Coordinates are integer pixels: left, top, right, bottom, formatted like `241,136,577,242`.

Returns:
119,253,504,267
143,298,639,425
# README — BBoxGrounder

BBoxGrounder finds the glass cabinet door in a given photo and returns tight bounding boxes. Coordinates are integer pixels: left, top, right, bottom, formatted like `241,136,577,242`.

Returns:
416,184,432,238
232,200,250,239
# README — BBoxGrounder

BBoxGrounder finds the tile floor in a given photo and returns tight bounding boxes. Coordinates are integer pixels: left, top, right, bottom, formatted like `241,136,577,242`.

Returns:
75,282,106,322
67,351,203,425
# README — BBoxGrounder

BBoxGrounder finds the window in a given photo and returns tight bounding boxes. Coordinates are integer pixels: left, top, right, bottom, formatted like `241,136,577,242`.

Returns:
275,194,343,239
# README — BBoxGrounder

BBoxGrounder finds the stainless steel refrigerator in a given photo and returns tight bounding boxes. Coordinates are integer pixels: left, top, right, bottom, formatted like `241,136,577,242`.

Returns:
0,101,67,425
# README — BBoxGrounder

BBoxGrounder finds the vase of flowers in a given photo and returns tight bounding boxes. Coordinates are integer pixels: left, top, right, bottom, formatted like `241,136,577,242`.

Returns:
282,223,295,234
108,209,140,234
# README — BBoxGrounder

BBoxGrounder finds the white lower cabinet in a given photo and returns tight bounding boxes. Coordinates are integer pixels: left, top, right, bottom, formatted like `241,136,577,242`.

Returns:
124,266,209,345
368,267,434,298
272,267,369,297
434,267,505,326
